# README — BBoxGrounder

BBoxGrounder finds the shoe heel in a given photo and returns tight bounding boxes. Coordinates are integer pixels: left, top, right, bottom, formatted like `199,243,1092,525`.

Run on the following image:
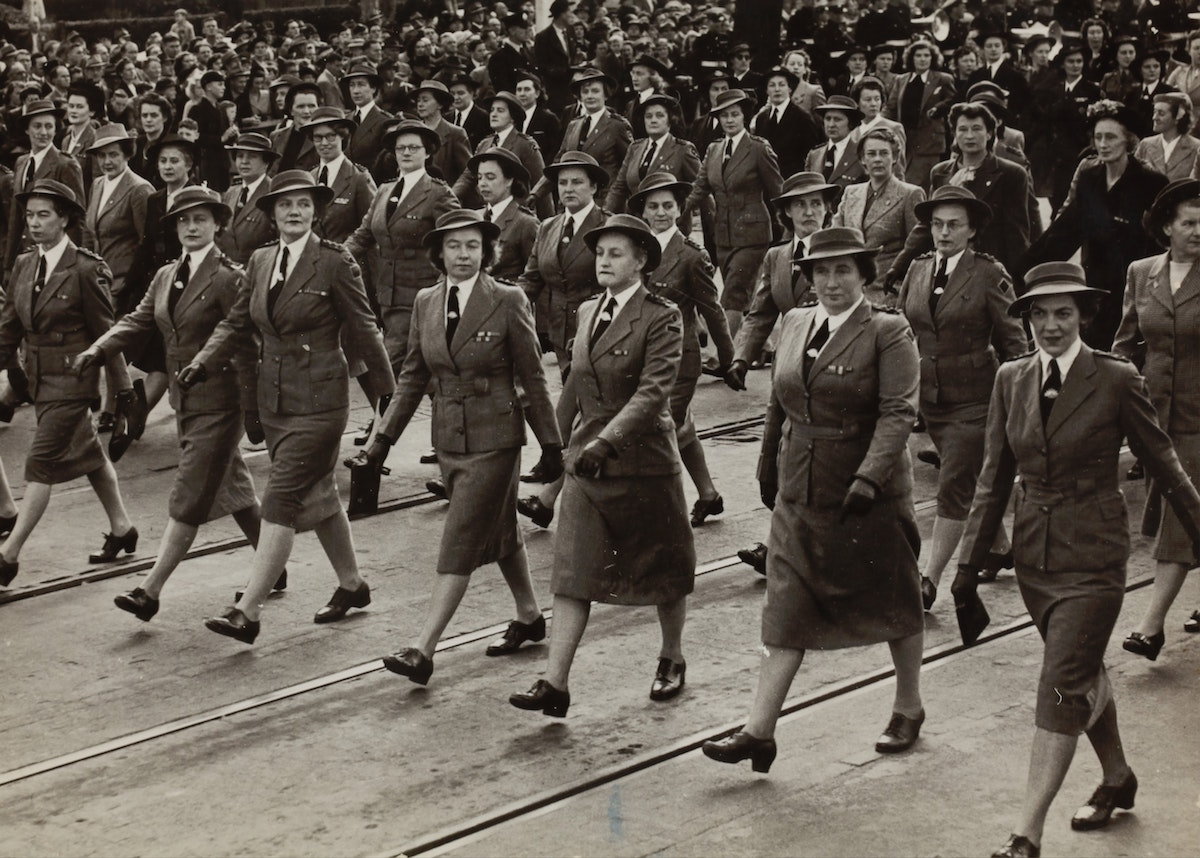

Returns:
544,696,569,718
751,743,777,773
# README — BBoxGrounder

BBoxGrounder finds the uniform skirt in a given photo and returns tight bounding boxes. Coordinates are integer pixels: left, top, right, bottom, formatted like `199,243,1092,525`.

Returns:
762,494,923,650
169,410,258,526
26,399,107,484
259,405,347,530
552,472,696,605
436,447,522,575
924,400,990,521
1150,432,1200,567
1016,563,1125,735
716,244,769,313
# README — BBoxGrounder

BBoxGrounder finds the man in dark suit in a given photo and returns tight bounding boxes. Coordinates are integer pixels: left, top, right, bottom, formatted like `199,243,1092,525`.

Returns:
446,75,491,151
515,71,563,162
488,12,533,98
341,61,394,173
968,30,1031,129
532,0,577,112
752,67,821,181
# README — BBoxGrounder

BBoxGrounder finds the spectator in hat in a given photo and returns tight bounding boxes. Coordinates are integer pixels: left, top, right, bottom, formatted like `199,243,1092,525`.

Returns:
623,53,675,139
190,70,230,191
514,70,563,163
1133,92,1199,180
969,29,1031,124
171,9,195,47
728,41,764,104
532,0,577,113
1034,39,1103,214
1126,45,1177,131
446,74,491,150
832,43,872,97
885,40,958,187
269,80,322,174
488,11,533,97
752,67,821,180
406,80,470,186
315,50,345,109
1165,30,1200,128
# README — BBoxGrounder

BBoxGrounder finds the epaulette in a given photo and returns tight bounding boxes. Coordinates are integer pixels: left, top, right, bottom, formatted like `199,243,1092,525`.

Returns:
681,139,698,152
915,250,935,259
321,238,346,251
974,251,999,263
683,235,706,253
1014,348,1038,360
218,255,244,271
869,302,900,314
517,203,535,215
747,133,769,144
494,277,517,287
228,176,245,186
77,247,104,261
430,176,453,188
646,292,676,308
799,297,820,308
257,238,278,249
1095,350,1131,363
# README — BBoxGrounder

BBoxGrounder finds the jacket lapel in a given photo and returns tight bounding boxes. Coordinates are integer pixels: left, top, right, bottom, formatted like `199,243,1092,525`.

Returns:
934,250,975,319
34,242,76,320
725,134,752,177
331,160,354,199
1172,258,1200,308
593,286,642,356
863,180,901,230
831,145,856,182
98,171,135,225
653,232,684,282
174,248,220,320
451,274,501,353
391,174,429,224
562,206,603,268
1046,346,1096,439
810,301,870,380
1149,252,1174,314
653,135,676,172
272,233,318,319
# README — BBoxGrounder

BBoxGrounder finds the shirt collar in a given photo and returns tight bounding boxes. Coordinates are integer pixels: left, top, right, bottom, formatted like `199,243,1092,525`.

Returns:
243,174,268,196
601,283,639,319
568,200,596,229
586,106,606,120
814,294,865,332
830,135,849,156
447,270,480,314
488,195,513,218
356,101,375,117
1038,336,1082,379
185,242,215,272
31,145,52,167
655,224,680,249
279,231,311,260
319,152,346,177
494,125,513,145
792,234,811,256
935,247,966,275
726,128,747,150
39,233,71,276
398,165,426,184
103,168,128,189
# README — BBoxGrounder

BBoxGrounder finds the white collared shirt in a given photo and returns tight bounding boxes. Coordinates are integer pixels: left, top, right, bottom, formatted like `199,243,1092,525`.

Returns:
638,88,654,103
725,128,747,155
859,115,884,135
446,271,479,319
357,101,376,121
812,294,866,339
792,235,810,258
565,200,596,235
182,242,215,277
494,125,513,147
655,224,680,249
38,232,70,280
318,153,346,183
97,169,127,211
767,100,787,122
486,195,513,220
1161,134,1179,164
241,174,267,200
30,145,52,173
396,167,426,203
593,283,639,337
1168,260,1193,293
1037,336,1082,382
275,231,310,282
934,248,966,278
989,61,1003,78
584,107,606,124
828,135,849,164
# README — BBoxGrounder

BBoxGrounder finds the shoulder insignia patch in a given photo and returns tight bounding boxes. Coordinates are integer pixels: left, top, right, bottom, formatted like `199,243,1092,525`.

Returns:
1095,350,1131,363
646,292,675,308
975,251,999,263
869,302,900,314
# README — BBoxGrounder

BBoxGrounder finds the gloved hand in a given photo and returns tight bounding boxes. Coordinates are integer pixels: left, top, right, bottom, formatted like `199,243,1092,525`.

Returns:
176,361,208,390
71,348,104,376
363,435,392,469
244,410,265,444
759,480,778,511
574,438,614,478
536,443,565,483
724,359,749,391
839,477,877,522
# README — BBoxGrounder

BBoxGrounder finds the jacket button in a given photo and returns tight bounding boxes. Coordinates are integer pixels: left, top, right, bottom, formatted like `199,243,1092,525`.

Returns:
1040,505,1049,513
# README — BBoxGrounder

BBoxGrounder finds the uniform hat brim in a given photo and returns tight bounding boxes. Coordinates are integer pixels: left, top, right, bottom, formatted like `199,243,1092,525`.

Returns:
1145,178,1200,246
467,146,531,186
583,216,662,273
543,152,609,187
708,88,756,115
1008,283,1108,316
225,134,281,160
914,191,993,228
570,69,617,92
628,172,693,214
255,170,336,212
381,120,442,154
421,209,501,248
798,227,879,263
488,91,526,125
146,135,200,167
16,179,85,218
161,187,233,226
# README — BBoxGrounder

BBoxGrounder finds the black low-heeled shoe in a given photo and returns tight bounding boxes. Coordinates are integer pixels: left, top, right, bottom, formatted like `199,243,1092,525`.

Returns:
88,527,138,563
313,582,371,624
0,400,14,423
419,448,439,464
1071,770,1137,831
382,647,434,685
921,577,937,611
1184,610,1200,634
204,607,260,644
875,709,925,753
1122,631,1165,661
916,449,941,469
702,731,777,773
737,543,768,575
234,569,288,603
486,615,546,656
689,494,724,527
991,834,1040,858
517,496,554,528
425,478,448,500
649,657,686,701
509,678,570,717
353,418,374,447
114,587,159,622
0,556,18,588
977,551,1015,583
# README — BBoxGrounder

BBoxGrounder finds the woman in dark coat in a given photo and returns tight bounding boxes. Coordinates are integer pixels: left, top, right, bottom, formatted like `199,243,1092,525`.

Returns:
1116,180,1200,657
954,262,1200,858
1024,100,1168,349
703,227,925,772
187,171,395,644
897,186,1027,609
0,180,138,587
606,94,703,220
362,209,563,685
77,186,272,620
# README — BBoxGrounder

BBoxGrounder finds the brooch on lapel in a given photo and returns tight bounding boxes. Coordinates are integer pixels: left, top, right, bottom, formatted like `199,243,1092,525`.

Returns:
825,365,854,376
334,197,349,204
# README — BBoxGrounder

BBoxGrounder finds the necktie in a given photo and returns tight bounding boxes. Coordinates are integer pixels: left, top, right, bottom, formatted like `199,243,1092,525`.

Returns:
559,216,575,260
862,184,878,225
445,284,460,347
353,109,362,125
823,144,836,179
803,318,830,379
791,241,807,290
929,256,948,316
237,186,248,211
24,158,35,191
33,254,46,298
386,177,405,220
168,253,191,320
772,106,781,126
454,110,463,126
1041,358,1062,426
483,206,493,222
722,137,733,173
268,245,289,319
589,296,617,349
317,165,329,186
639,139,657,179
579,114,592,142
491,133,501,147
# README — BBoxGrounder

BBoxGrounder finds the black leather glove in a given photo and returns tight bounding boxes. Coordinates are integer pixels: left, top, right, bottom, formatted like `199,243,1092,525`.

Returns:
363,435,392,469
176,361,208,390
759,480,778,511
839,478,877,522
71,348,104,377
244,410,265,444
724,359,749,391
536,443,565,483
574,438,614,478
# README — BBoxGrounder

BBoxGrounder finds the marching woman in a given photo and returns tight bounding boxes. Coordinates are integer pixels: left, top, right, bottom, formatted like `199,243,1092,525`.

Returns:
897,186,1027,609
469,148,537,280
362,209,563,685
703,227,925,771
685,88,783,339
0,180,139,587
1117,180,1200,659
954,261,1200,857
629,172,734,527
75,187,272,619
606,94,702,217
303,106,377,244
186,171,394,643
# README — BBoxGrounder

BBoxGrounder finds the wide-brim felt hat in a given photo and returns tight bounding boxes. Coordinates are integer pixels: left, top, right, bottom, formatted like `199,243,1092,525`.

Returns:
421,207,501,249
255,169,336,212
570,67,617,93
488,91,526,125
637,93,680,116
1022,34,1057,54
630,53,671,77
1054,38,1087,62
269,73,300,92
16,178,85,218
583,213,662,273
699,67,732,86
708,87,756,116
86,123,136,156
543,150,609,187
412,79,453,105
340,61,381,89
628,171,693,214
763,65,800,90
225,131,281,159
798,227,879,263
814,94,864,122
467,145,531,186
773,171,841,206
381,118,442,154
303,106,357,135
283,80,323,114
914,184,993,227
145,134,199,167
161,184,232,226
19,98,63,126
1145,178,1200,246
1009,262,1105,316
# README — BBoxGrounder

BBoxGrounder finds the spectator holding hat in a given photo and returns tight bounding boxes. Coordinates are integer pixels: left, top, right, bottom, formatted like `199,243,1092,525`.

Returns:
1133,92,1199,180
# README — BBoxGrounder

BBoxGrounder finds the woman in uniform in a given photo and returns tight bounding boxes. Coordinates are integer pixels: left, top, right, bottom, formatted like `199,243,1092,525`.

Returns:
303,106,377,244
76,187,272,619
1117,179,1200,658
629,171,734,526
361,209,563,685
469,147,537,280
685,88,783,339
0,180,139,587
185,171,394,643
606,95,702,220
217,132,277,265
954,262,1200,858
897,186,1027,609
510,214,693,715
702,227,925,772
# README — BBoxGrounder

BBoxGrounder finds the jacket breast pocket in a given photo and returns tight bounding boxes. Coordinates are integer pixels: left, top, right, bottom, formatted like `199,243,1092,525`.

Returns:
306,349,349,412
